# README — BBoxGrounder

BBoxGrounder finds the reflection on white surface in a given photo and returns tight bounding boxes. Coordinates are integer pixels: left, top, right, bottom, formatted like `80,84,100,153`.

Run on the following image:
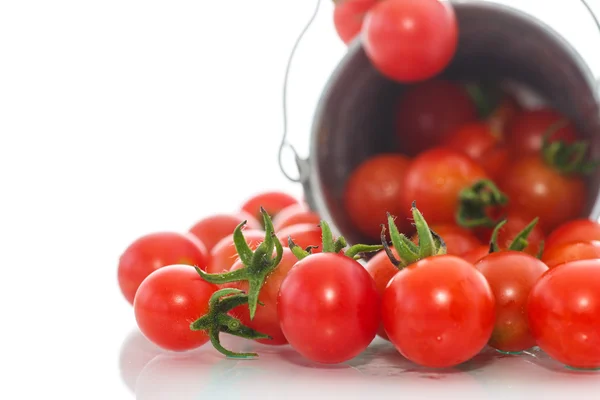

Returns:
120,330,600,400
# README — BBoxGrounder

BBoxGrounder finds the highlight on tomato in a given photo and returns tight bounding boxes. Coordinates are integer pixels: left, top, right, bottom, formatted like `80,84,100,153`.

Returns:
118,232,210,305
344,154,412,241
278,221,382,364
362,0,458,83
528,259,600,370
381,202,496,368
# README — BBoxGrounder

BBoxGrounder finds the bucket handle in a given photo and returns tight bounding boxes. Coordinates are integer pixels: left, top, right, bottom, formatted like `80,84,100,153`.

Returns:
580,0,600,89
277,0,322,184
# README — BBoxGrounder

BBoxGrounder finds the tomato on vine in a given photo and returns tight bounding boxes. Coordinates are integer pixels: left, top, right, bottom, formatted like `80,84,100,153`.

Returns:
134,264,217,352
393,80,477,155
278,221,382,364
333,0,378,44
278,223,323,253
208,229,265,274
118,232,210,305
412,224,481,256
273,203,320,232
240,191,298,227
362,0,458,83
381,203,495,368
189,212,261,252
545,219,600,249
344,154,412,241
541,240,600,269
528,259,600,370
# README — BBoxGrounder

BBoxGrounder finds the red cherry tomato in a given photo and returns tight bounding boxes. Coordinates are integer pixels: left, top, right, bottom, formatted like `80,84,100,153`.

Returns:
402,148,488,225
362,0,458,83
134,265,217,351
344,154,412,241
506,109,578,159
499,156,586,233
394,80,477,155
278,223,323,253
240,191,298,223
364,249,400,340
333,0,378,45
528,259,600,370
478,212,546,257
442,122,509,180
228,248,298,345
208,229,265,274
475,251,548,353
273,203,320,232
188,212,261,252
462,245,490,264
487,93,522,137
542,240,600,269
413,224,482,256
278,252,380,364
382,255,495,368
545,219,600,249
118,232,210,305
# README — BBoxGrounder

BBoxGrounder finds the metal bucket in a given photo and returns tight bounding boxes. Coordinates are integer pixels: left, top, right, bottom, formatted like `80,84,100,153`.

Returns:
293,0,600,245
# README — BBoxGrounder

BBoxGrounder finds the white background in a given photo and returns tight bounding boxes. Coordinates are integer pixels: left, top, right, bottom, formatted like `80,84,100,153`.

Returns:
1,0,600,399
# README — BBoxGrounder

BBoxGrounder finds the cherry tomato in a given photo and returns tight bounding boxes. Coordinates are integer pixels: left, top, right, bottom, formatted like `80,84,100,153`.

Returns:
475,251,548,353
333,0,378,45
498,156,586,233
228,248,298,345
364,249,400,340
382,255,495,368
188,212,261,252
413,224,482,256
344,154,412,241
528,259,600,370
278,253,380,364
362,0,458,83
462,245,490,264
273,203,320,232
542,240,600,269
278,223,323,253
133,264,217,351
442,122,509,180
118,232,210,305
487,93,521,137
240,191,298,224
479,212,545,257
545,219,600,249
394,80,477,155
402,148,488,225
208,229,265,274
506,109,578,159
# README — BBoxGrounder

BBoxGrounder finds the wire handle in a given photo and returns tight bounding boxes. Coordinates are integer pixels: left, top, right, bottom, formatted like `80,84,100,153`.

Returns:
278,0,322,183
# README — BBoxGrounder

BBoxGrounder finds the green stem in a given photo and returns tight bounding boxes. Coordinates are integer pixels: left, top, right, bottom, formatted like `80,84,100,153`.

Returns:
194,207,283,320
456,179,508,229
541,120,599,175
488,217,540,253
190,289,271,359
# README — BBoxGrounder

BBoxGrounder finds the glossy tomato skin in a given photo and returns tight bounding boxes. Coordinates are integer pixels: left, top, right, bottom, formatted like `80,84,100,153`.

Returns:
278,253,380,364
382,255,495,368
207,229,265,274
442,122,509,180
364,249,401,340
528,259,600,369
475,251,548,352
344,154,412,241
333,0,378,44
394,81,477,155
478,212,545,257
362,0,457,83
240,191,298,223
189,212,261,252
278,223,323,253
414,224,482,256
499,156,585,233
462,245,490,264
273,203,320,232
134,265,218,351
402,148,488,225
545,219,600,249
118,232,210,305
506,109,578,159
542,241,600,269
229,248,298,345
